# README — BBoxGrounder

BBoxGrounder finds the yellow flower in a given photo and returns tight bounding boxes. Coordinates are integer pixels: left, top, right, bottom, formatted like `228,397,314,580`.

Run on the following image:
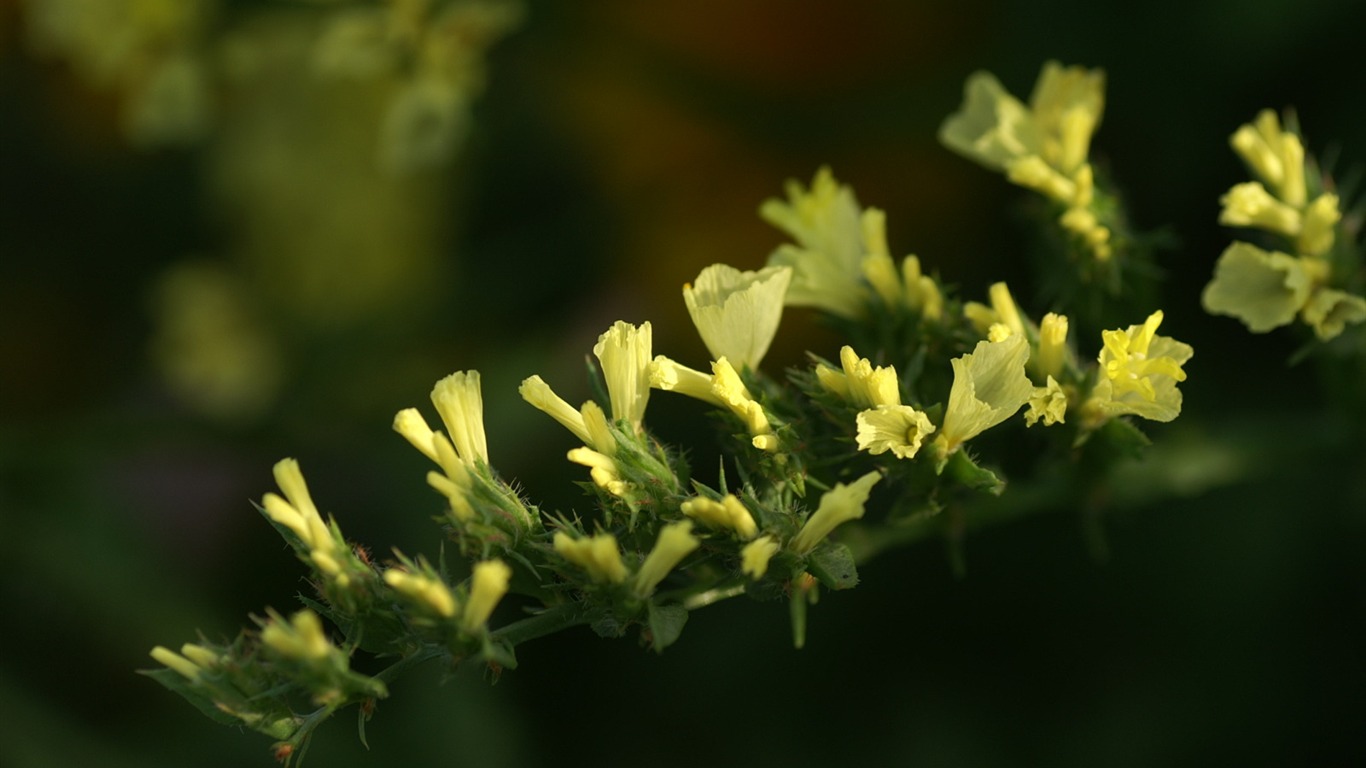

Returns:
683,264,792,370
1024,376,1068,427
817,346,901,408
430,370,488,466
1230,109,1306,207
461,560,511,632
680,494,759,540
1219,182,1302,238
1298,193,1341,257
1201,242,1314,332
859,208,903,308
856,405,936,459
648,355,724,406
634,521,701,596
900,255,943,320
1301,288,1366,341
935,334,1033,454
1028,61,1106,176
939,70,1043,172
761,167,868,318
518,374,598,447
741,535,781,579
261,458,336,558
1035,312,1070,380
648,355,777,450
260,609,332,663
789,471,881,554
567,446,630,497
384,567,457,618
553,531,628,584
1086,311,1192,423
150,644,217,682
593,321,653,432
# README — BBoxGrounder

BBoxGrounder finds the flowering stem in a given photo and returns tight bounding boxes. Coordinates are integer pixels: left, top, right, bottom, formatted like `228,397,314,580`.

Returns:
490,603,592,648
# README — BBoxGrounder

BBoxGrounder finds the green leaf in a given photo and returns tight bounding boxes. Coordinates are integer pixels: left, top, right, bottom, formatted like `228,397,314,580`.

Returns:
1099,417,1151,459
141,668,242,727
944,450,1005,494
644,602,689,653
806,542,859,590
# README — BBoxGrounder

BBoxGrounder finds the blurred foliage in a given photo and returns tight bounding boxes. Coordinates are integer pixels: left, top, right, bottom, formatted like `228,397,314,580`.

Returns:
1,0,1364,765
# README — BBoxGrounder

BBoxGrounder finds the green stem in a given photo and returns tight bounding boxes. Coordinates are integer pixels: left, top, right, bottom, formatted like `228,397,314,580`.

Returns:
374,645,447,685
490,603,592,647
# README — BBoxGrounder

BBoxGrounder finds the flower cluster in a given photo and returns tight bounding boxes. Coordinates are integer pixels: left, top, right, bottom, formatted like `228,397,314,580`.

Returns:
1202,110,1366,341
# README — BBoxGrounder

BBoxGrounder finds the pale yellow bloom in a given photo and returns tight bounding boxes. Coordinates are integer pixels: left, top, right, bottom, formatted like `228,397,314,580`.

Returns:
1301,288,1366,341
741,535,781,579
648,355,725,406
1202,242,1314,332
430,370,488,466
150,645,207,681
988,282,1026,339
860,209,903,308
680,495,758,540
711,357,775,441
567,446,630,497
1028,61,1105,176
936,334,1033,454
261,459,335,556
818,346,900,408
939,71,1042,172
1230,109,1307,207
648,355,776,450
179,643,221,670
393,408,439,463
789,471,881,554
1086,311,1192,423
762,167,868,318
553,531,628,584
1298,193,1341,257
1035,313,1070,381
461,560,511,632
1219,182,1302,238
519,374,592,445
1006,155,1077,203
384,567,457,618
900,256,943,320
594,321,653,431
260,609,332,662
634,521,701,596
1024,376,1068,427
683,264,792,370
856,405,936,459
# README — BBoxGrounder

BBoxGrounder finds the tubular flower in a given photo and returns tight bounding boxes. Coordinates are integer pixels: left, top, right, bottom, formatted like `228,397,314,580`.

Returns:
649,355,777,450
593,321,653,432
856,405,936,459
648,355,725,406
741,535,782,579
553,531,628,584
680,495,758,540
1230,109,1306,207
683,264,792,370
1085,311,1192,423
860,208,903,308
934,333,1034,455
1298,193,1341,257
817,346,901,409
761,167,868,318
430,371,489,466
260,609,332,663
1034,312,1070,381
789,471,881,555
461,560,511,632
384,567,457,619
261,459,352,583
900,255,944,320
1301,289,1366,341
1219,182,1302,238
634,521,701,597
150,644,220,682
518,375,592,446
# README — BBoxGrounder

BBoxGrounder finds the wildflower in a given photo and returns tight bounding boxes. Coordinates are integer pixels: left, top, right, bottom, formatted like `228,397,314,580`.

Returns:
649,355,777,450
519,375,593,446
1219,182,1302,238
939,70,1043,172
260,459,352,583
260,609,332,663
1201,242,1314,332
384,567,457,619
634,521,701,596
1085,311,1192,423
648,356,725,406
594,321,653,431
1230,109,1306,207
1024,376,1068,427
150,644,218,682
1301,288,1366,341
934,334,1033,455
680,495,758,539
683,264,792,370
1028,60,1106,176
816,346,901,409
553,531,628,584
1298,193,1341,257
430,371,488,466
860,209,903,308
789,471,881,555
567,446,630,497
461,560,511,632
900,255,944,320
741,535,781,579
856,405,936,459
761,167,868,318
1034,313,1070,381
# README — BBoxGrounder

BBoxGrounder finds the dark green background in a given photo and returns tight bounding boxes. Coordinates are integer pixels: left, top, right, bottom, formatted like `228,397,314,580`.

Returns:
2,0,1363,765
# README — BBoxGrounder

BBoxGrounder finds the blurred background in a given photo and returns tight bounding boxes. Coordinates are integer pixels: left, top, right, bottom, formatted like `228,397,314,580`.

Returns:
1,0,1364,765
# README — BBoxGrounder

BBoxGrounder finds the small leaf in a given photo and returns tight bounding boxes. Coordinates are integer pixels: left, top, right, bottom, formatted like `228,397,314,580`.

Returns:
806,543,859,590
944,450,1005,494
140,668,242,727
645,602,689,653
